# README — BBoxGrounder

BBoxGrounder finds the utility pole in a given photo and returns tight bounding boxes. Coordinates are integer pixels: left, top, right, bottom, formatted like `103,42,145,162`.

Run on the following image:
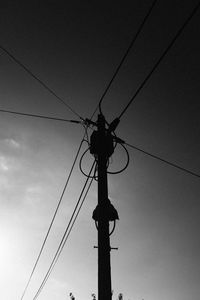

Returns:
91,114,119,300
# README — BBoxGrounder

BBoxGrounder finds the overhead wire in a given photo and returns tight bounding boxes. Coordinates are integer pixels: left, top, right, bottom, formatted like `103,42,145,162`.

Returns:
28,94,97,297
54,175,95,260
118,1,200,120
19,76,95,299
125,142,200,179
0,0,158,124
0,44,92,300
20,139,86,300
0,108,81,124
0,45,83,120
32,161,96,300
1,40,92,300
98,0,158,116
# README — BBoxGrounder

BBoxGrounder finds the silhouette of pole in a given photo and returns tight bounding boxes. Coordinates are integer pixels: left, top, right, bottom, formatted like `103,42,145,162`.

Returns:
91,114,119,300
97,114,112,300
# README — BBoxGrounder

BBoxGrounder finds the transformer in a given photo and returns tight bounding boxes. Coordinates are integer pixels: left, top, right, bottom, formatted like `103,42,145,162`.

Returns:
90,130,114,157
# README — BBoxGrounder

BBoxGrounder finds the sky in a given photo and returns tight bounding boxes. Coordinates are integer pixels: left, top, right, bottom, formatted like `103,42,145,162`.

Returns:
0,1,200,300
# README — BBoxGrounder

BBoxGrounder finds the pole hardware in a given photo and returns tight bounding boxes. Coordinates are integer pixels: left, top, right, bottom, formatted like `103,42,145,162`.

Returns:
92,198,119,222
110,247,118,250
94,246,118,251
90,130,114,157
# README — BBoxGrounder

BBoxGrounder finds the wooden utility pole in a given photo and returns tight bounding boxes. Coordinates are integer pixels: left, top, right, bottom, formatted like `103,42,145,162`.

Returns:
97,114,112,300
91,114,119,300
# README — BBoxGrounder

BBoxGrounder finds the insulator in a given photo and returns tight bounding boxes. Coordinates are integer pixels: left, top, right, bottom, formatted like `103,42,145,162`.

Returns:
108,118,120,132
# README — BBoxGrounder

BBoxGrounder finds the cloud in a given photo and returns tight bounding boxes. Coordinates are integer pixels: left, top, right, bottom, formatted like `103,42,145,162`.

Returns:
0,154,22,172
0,135,22,154
5,138,21,149
0,156,9,171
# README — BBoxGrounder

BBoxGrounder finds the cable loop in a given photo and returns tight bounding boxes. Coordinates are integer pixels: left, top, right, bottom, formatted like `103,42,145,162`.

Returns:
95,221,98,230
109,220,116,236
79,147,97,179
94,220,116,236
107,143,130,174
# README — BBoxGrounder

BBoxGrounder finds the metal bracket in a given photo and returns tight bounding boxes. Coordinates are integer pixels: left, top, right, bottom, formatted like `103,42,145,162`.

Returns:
94,246,118,250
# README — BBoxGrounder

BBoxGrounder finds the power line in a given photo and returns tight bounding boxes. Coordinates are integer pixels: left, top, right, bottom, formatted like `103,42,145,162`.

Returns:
55,177,94,262
20,117,92,299
33,176,94,300
118,1,200,119
125,142,200,179
97,0,158,116
0,108,81,124
32,162,96,300
0,45,83,120
20,139,85,300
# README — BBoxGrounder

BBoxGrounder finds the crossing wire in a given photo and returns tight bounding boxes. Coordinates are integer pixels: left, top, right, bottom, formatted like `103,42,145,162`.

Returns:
14,2,200,297
0,45,83,120
33,176,94,300
27,95,96,298
118,1,200,120
98,0,158,116
0,0,157,125
19,64,99,299
125,142,200,179
0,2,155,297
20,139,86,300
18,3,200,296
32,162,96,300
